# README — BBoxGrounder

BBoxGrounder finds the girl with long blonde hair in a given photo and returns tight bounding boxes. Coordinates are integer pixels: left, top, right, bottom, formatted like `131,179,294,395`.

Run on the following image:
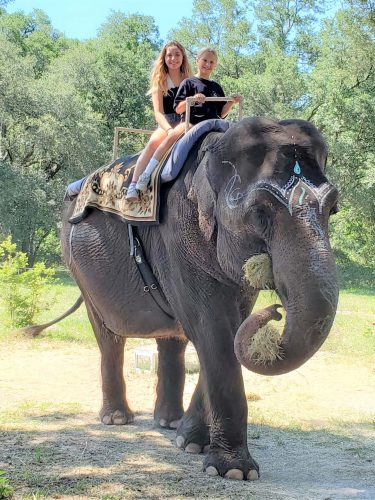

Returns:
126,41,192,201
133,47,242,195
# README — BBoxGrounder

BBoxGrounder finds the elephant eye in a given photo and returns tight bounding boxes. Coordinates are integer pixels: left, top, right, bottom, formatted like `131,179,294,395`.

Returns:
256,207,269,224
248,205,272,236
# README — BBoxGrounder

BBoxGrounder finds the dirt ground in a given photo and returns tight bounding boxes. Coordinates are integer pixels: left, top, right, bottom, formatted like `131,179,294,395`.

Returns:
0,339,374,500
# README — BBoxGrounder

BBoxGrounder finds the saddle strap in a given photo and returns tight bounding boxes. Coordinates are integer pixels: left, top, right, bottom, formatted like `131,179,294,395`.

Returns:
133,236,175,320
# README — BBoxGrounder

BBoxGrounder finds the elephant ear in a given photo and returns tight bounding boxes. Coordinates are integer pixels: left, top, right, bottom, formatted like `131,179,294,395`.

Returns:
188,156,217,241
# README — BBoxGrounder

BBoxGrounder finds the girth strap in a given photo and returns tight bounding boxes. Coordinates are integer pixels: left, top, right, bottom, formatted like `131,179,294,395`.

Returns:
132,234,175,320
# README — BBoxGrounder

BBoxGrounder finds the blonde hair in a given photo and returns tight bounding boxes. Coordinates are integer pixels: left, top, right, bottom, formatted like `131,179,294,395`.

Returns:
149,41,192,95
196,47,218,61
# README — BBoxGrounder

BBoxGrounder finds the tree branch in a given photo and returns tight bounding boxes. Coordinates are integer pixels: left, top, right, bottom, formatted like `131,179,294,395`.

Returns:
348,64,374,90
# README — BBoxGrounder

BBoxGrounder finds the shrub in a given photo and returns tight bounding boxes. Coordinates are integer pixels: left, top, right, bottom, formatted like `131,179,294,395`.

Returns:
0,236,57,328
0,470,13,499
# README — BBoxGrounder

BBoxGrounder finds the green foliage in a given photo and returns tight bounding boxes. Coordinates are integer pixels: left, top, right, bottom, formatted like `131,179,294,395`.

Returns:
0,470,13,499
306,8,375,263
0,161,62,265
0,236,57,327
253,0,326,52
226,45,307,118
35,229,62,267
331,207,375,269
335,249,375,291
0,0,374,266
170,0,254,79
0,8,70,75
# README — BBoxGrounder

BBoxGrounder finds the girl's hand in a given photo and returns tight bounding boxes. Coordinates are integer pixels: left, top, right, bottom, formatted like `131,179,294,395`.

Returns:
230,94,243,104
194,93,206,104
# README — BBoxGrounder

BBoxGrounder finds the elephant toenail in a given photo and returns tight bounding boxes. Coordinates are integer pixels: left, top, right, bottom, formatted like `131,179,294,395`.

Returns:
206,466,218,476
102,415,112,425
113,417,125,425
176,436,185,448
247,469,259,480
159,419,168,427
185,443,201,454
169,419,180,429
225,469,244,480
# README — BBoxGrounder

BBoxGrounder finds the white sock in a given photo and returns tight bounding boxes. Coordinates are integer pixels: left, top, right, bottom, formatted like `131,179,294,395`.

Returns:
144,157,159,176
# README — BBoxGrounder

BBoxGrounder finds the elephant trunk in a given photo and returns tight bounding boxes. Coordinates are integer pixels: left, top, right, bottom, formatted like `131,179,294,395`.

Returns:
235,249,338,375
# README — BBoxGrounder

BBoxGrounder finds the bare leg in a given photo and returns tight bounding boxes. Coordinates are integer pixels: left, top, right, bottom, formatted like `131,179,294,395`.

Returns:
85,300,134,425
154,337,188,428
132,128,167,182
153,122,187,162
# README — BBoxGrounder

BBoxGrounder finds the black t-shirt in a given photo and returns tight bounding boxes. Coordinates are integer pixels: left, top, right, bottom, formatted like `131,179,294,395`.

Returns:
163,85,179,115
174,76,225,125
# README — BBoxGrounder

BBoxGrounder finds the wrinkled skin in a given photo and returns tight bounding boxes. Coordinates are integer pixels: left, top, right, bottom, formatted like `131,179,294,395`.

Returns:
57,117,338,480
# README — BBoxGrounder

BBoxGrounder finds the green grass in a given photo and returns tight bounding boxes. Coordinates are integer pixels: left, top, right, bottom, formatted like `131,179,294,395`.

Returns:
0,265,374,363
0,401,82,425
0,470,13,499
255,288,375,365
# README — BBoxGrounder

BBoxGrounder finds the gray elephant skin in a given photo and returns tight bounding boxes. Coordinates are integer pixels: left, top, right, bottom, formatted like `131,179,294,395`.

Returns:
45,117,340,480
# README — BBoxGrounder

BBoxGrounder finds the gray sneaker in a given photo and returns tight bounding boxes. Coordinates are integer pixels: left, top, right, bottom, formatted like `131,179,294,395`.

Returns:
136,172,151,192
125,184,139,201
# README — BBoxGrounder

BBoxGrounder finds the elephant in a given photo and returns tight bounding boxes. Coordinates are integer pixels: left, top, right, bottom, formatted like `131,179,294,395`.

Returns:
28,117,339,481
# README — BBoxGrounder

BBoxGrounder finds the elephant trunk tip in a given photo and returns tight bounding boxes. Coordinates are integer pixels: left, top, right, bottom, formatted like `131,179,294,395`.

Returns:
234,304,284,368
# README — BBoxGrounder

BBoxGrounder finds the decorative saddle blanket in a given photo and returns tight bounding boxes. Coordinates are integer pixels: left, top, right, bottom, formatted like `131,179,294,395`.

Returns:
67,119,231,226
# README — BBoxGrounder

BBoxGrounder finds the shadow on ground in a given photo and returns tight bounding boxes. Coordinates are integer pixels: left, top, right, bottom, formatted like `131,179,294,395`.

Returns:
1,409,374,499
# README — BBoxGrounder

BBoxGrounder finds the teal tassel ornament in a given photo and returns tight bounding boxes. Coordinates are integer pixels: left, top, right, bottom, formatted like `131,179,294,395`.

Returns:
293,161,301,175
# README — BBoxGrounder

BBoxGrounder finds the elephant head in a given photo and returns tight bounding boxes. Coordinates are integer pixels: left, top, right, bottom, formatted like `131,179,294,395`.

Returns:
189,117,339,375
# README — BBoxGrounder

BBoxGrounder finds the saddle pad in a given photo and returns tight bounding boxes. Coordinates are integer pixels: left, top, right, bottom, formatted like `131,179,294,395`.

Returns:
69,152,165,226
68,119,231,226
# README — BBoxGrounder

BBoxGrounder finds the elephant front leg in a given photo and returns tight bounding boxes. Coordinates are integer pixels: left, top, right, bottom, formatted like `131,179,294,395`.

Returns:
154,337,187,428
86,302,134,425
196,335,259,480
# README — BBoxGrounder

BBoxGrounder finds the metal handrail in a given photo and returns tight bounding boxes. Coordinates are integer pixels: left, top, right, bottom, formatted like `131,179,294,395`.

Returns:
112,96,244,159
185,96,243,132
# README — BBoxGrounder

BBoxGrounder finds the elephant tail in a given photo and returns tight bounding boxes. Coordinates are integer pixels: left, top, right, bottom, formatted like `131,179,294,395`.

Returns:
15,295,84,338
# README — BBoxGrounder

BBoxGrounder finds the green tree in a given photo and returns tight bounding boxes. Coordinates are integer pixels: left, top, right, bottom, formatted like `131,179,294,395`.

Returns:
0,8,70,75
0,35,106,262
0,236,56,327
47,13,162,153
170,0,254,79
306,7,375,263
224,44,306,118
93,13,160,136
253,0,326,51
0,0,14,7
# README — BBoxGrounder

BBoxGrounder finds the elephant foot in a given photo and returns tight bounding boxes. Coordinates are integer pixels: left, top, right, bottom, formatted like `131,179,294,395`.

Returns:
154,407,183,429
204,447,259,481
175,414,210,454
100,406,134,425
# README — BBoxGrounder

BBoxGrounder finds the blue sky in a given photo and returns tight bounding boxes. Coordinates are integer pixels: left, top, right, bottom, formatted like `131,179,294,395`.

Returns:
6,0,195,41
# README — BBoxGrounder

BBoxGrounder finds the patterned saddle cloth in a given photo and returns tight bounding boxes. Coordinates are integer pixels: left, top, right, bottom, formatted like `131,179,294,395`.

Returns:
69,152,166,226
68,119,231,226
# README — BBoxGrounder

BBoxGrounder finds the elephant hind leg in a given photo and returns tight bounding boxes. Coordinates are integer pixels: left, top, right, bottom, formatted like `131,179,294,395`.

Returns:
85,299,134,425
176,372,210,454
154,337,188,428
